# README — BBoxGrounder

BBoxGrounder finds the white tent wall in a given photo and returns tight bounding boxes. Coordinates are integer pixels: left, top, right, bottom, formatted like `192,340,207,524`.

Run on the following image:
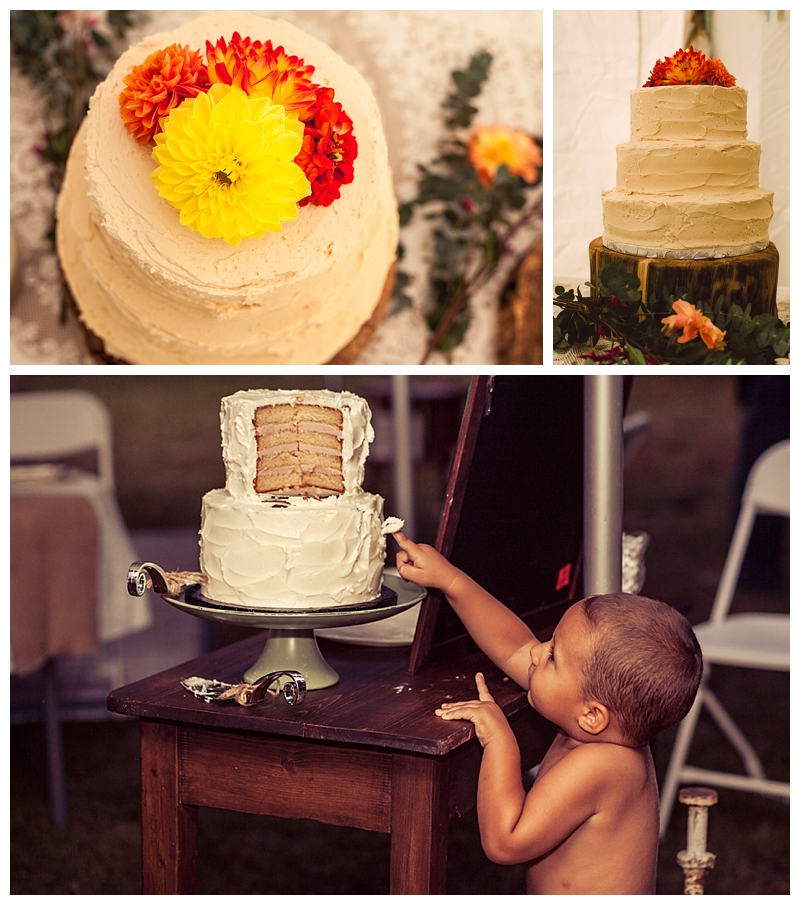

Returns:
553,10,790,290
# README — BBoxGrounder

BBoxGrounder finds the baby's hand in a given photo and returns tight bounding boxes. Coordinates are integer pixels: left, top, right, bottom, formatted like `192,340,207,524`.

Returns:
394,532,460,592
435,673,512,748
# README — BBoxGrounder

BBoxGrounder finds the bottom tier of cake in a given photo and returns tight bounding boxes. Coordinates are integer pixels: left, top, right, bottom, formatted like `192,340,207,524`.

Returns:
199,488,386,610
589,238,779,316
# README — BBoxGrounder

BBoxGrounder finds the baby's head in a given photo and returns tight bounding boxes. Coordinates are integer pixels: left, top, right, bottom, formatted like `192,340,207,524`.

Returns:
576,592,702,747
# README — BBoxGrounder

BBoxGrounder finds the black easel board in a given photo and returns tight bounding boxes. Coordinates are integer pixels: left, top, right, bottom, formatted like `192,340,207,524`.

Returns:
409,376,585,674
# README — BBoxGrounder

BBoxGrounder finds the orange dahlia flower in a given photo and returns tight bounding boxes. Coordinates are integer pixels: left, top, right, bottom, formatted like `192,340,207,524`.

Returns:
703,58,736,87
119,44,210,145
468,125,541,189
661,300,726,350
206,33,318,121
295,87,358,206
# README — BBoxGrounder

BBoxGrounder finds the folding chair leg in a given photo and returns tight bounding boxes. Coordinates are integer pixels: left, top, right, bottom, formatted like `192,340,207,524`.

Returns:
659,690,704,838
703,687,767,781
43,658,68,827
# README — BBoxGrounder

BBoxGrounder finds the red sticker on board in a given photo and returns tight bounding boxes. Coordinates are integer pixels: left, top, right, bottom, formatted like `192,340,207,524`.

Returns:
555,563,571,592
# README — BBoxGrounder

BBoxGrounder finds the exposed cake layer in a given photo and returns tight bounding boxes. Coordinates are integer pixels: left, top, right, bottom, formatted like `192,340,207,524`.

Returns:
221,389,373,501
199,488,385,609
254,402,345,495
615,139,760,194
602,188,774,254
630,85,748,141
55,12,397,364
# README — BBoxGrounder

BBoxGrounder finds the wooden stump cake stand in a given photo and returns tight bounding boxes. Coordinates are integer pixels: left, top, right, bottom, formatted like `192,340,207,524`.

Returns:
589,238,779,316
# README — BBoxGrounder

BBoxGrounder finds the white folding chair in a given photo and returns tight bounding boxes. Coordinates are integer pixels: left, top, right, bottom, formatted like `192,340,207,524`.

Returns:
659,440,790,836
11,390,144,826
10,390,115,490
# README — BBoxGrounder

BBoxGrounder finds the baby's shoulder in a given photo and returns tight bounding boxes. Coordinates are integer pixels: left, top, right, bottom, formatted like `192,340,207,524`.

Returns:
566,739,650,778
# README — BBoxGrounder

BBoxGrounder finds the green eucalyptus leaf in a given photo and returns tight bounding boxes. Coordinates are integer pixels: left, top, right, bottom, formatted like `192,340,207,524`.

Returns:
627,345,647,365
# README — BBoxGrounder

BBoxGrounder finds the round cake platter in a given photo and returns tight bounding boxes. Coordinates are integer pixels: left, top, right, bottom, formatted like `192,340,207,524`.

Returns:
128,563,426,690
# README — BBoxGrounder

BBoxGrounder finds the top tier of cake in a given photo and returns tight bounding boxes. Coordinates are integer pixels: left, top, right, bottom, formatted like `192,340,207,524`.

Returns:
602,84,774,258
221,389,374,502
630,85,748,141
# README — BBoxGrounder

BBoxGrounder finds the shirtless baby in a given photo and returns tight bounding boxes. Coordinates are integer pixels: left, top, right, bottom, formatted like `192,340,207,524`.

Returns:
395,532,702,894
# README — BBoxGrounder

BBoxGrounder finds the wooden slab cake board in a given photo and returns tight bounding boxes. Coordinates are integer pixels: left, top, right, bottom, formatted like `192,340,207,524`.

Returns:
409,375,585,675
589,238,779,316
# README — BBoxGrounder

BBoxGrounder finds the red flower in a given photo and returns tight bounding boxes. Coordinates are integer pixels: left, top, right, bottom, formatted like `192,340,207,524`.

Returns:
119,44,210,145
295,88,358,207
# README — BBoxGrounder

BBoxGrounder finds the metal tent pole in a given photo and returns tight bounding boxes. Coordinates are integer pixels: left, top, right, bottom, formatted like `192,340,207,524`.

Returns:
392,375,416,540
583,376,624,596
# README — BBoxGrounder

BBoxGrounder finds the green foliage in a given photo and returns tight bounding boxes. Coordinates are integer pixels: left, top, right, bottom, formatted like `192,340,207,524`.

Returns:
392,50,542,360
443,51,492,128
554,263,789,365
11,11,146,206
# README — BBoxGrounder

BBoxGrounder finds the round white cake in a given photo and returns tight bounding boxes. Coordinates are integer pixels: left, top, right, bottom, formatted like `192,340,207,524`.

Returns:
602,85,774,259
200,488,385,610
56,12,398,364
199,388,392,610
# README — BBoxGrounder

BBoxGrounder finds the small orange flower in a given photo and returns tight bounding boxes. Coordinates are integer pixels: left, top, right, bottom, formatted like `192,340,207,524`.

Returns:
648,46,707,86
119,44,210,145
661,300,704,343
468,125,541,188
206,33,318,120
703,58,736,87
661,300,726,350
697,318,727,351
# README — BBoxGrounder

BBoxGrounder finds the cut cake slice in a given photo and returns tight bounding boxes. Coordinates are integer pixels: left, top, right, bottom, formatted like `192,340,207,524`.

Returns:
253,402,345,495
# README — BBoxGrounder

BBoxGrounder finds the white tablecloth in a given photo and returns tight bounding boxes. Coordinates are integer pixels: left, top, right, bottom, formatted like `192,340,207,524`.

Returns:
10,473,151,672
10,10,542,366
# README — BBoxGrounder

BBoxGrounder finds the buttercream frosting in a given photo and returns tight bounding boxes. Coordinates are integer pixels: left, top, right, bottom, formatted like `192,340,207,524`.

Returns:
199,488,385,609
56,12,398,363
603,84,773,258
221,389,373,501
630,85,748,141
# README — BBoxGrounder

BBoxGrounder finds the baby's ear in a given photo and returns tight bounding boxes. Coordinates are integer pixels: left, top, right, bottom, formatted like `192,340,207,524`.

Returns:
578,701,610,736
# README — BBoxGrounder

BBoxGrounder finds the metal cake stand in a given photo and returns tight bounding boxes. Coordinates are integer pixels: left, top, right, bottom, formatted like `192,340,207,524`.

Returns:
128,562,426,689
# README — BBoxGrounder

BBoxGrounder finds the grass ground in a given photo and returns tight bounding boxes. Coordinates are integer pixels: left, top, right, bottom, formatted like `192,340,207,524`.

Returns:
10,375,789,894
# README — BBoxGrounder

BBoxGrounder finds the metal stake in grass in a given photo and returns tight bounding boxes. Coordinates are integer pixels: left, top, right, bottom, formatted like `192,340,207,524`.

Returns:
676,786,718,894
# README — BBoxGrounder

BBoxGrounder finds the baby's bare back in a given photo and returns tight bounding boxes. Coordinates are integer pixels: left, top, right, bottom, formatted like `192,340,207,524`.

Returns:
525,737,659,894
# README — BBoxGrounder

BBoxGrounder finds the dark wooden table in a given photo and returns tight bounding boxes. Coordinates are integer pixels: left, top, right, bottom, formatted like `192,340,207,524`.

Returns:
107,631,553,894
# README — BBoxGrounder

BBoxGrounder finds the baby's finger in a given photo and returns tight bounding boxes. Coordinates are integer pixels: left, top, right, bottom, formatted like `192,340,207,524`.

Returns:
393,532,420,555
435,704,471,720
475,672,495,703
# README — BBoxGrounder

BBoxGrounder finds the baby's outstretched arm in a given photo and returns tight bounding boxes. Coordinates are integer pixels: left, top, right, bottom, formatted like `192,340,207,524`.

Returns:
395,532,537,687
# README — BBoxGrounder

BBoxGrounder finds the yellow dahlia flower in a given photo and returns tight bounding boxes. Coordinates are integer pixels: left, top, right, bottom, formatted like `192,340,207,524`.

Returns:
151,82,311,245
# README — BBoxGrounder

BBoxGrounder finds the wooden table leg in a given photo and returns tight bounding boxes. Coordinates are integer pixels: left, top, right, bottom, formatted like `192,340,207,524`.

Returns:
390,752,450,894
140,720,198,894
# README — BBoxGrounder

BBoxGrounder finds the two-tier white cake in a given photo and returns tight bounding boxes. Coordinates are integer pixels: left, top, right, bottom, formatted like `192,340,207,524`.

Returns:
199,389,392,610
